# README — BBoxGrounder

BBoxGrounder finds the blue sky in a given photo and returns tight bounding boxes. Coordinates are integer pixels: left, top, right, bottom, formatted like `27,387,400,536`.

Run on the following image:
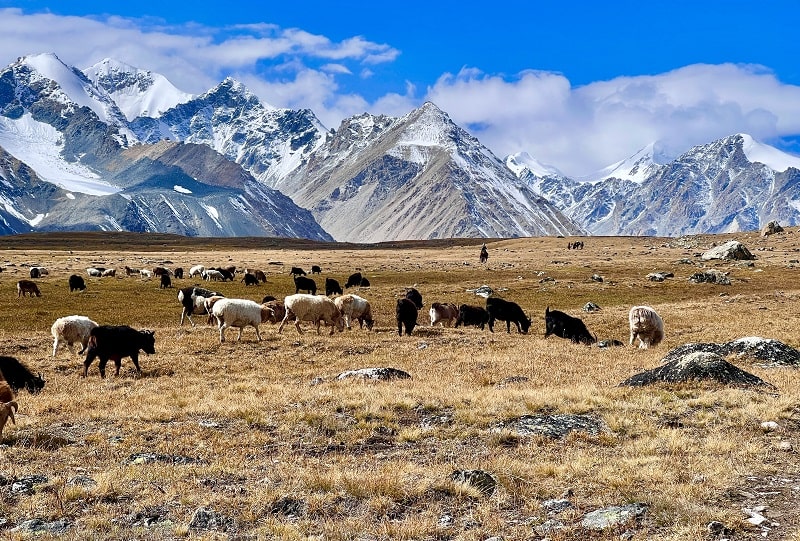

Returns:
1,1,799,176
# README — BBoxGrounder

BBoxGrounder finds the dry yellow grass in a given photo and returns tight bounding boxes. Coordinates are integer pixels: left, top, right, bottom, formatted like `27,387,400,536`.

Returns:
0,230,798,540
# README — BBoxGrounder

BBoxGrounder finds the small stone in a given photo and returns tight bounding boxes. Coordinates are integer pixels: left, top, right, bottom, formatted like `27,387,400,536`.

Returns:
760,421,780,431
450,469,497,496
778,441,793,451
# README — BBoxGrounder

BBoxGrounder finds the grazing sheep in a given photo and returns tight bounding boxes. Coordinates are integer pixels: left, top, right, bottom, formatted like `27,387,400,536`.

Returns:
51,315,99,357
629,306,665,349
173,267,184,279
242,273,258,286
178,287,223,326
124,266,140,276
29,267,42,278
160,274,172,288
17,280,41,297
211,298,273,343
429,302,459,327
311,265,322,274
140,269,153,278
289,267,307,277
101,268,116,277
203,269,225,281
153,266,171,276
86,267,102,277
278,294,344,335
189,265,205,278
334,294,374,330
255,270,267,283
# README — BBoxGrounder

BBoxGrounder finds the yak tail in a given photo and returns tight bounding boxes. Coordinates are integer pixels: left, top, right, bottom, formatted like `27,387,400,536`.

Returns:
87,335,98,350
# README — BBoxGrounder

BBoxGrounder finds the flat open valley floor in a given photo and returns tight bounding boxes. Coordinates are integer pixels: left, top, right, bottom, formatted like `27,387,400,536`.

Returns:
0,230,799,540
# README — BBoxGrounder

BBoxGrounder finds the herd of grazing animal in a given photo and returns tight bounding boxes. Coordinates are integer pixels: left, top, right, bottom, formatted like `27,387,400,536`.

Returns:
0,256,667,441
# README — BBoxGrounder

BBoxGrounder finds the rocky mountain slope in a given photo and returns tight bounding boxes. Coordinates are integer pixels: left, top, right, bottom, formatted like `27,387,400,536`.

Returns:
278,102,581,242
0,53,331,239
512,134,800,236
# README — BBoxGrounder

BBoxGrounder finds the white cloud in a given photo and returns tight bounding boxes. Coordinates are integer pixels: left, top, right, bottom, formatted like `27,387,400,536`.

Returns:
2,9,800,177
425,64,800,176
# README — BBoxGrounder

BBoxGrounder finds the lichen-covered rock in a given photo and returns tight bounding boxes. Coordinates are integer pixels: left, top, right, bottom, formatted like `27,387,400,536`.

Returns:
188,507,234,532
701,240,754,261
688,269,731,285
449,469,497,496
582,301,601,312
761,220,784,236
581,503,647,530
620,351,774,388
497,413,609,439
659,338,800,368
336,367,411,381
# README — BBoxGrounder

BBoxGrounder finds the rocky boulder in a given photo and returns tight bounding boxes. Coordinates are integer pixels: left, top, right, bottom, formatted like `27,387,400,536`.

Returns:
660,338,800,368
688,269,731,285
496,413,609,439
761,220,784,236
701,240,755,261
336,367,411,381
620,351,774,388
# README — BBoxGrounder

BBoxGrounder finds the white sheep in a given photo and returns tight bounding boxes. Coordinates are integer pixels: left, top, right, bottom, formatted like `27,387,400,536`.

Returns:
189,265,205,278
140,269,153,278
86,267,102,277
203,269,224,281
333,294,374,330
279,294,344,335
211,298,273,343
51,315,99,357
101,268,116,277
629,306,665,349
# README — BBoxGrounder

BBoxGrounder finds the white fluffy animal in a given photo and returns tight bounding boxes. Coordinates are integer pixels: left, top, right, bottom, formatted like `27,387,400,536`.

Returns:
211,298,273,343
86,268,102,277
189,265,205,278
333,294,374,330
139,269,153,278
101,268,116,277
51,315,99,357
203,269,224,281
279,294,344,335
429,302,459,327
628,306,665,349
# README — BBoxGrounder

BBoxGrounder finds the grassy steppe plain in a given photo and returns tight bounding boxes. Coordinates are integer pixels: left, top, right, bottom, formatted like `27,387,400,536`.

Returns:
0,230,798,540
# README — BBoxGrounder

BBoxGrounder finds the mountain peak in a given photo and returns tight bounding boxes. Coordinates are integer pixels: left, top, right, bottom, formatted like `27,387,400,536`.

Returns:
84,58,192,120
584,140,675,183
506,151,563,178
733,133,800,173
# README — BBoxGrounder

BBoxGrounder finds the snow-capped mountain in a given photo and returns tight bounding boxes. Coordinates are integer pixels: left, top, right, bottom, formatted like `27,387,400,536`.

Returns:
279,102,582,242
580,140,676,183
128,77,327,185
0,53,331,239
84,58,193,121
515,134,800,236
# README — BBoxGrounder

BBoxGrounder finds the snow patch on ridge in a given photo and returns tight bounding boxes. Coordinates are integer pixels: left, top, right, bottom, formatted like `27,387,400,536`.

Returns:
739,134,800,172
0,114,121,195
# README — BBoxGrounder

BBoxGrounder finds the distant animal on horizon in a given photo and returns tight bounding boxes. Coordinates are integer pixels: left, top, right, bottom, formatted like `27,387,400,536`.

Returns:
311,265,322,274
628,306,664,349
290,267,307,277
